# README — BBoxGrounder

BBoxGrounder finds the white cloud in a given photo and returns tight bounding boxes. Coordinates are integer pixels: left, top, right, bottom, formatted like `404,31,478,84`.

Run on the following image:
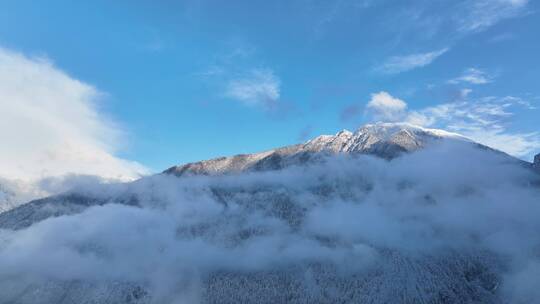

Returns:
225,69,280,107
449,68,494,85
405,96,540,159
366,91,408,122
358,90,538,160
0,47,148,183
456,0,530,33
377,48,449,74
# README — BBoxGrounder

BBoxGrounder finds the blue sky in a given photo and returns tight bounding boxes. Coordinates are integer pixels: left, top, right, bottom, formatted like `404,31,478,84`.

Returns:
0,0,539,176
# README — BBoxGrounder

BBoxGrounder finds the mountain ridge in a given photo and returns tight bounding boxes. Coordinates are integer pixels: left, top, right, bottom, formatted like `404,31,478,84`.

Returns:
164,122,482,177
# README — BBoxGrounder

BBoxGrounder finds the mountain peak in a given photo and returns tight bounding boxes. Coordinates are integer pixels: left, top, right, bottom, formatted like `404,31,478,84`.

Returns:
164,123,471,177
357,122,467,140
534,153,540,169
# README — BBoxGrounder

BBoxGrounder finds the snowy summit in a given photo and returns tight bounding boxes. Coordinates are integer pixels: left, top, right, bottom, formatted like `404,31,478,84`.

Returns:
165,122,472,177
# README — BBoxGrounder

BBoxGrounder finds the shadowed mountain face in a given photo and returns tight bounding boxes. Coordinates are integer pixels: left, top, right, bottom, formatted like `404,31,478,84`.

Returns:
164,123,471,177
534,154,540,170
0,123,539,304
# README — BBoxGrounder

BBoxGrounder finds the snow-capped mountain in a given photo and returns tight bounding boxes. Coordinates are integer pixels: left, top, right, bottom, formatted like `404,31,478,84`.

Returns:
165,123,472,177
0,123,539,304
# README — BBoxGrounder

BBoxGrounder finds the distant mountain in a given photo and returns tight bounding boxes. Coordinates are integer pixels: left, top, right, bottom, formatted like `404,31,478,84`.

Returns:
164,123,473,177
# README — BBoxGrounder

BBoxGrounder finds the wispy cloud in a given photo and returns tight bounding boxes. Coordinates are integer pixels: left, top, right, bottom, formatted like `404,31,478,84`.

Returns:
311,0,373,39
455,0,530,33
377,48,449,74
196,43,287,113
225,68,281,108
353,90,539,159
448,68,495,85
406,96,540,159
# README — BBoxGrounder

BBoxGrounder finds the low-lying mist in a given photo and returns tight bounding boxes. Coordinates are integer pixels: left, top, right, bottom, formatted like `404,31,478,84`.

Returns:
0,141,539,303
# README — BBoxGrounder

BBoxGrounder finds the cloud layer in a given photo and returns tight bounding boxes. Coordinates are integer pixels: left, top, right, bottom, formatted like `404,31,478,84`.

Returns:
0,143,538,302
0,47,147,182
